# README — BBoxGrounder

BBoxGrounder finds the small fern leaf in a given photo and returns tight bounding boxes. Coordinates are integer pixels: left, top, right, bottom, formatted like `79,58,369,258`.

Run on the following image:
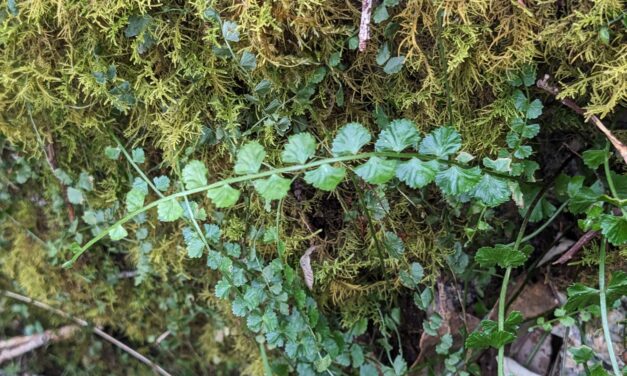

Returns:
304,164,346,191
253,174,291,201
354,157,397,185
234,141,266,175
395,158,439,189
207,184,241,208
281,133,317,164
374,119,420,152
331,123,371,156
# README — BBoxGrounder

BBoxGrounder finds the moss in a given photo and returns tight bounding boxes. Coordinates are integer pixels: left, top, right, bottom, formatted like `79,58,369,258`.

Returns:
1,0,626,373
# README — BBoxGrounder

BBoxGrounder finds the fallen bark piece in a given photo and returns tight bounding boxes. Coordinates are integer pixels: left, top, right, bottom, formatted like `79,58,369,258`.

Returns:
0,325,78,364
300,246,318,290
503,357,541,376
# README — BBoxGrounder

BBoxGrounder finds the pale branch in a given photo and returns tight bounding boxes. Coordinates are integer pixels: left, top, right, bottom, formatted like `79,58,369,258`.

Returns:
2,290,172,376
358,0,373,52
0,325,78,364
536,74,627,164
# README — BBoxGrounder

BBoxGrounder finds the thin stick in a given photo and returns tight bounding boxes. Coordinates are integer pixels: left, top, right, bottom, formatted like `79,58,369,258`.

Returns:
553,230,599,265
2,290,172,376
536,75,627,164
358,0,373,52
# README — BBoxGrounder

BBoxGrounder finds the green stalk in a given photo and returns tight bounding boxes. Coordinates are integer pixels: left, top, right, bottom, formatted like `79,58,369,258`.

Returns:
497,265,512,376
599,240,621,376
259,342,274,376
603,144,626,216
111,133,162,195
507,199,569,247
497,188,543,376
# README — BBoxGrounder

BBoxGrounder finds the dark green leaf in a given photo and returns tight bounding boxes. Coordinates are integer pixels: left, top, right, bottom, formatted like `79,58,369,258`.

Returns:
67,187,84,205
400,262,423,288
483,157,512,173
508,65,536,87
153,176,170,191
335,84,344,107
104,146,121,160
254,79,272,95
475,244,531,268
569,346,594,364
215,278,231,299
526,99,543,120
598,26,610,45
384,231,404,258
309,67,327,84
206,250,222,270
465,321,516,350
125,15,151,38
125,188,146,212
582,149,607,169
77,172,94,191
131,148,145,163
511,118,540,139
392,355,407,375
564,283,599,312
607,271,627,304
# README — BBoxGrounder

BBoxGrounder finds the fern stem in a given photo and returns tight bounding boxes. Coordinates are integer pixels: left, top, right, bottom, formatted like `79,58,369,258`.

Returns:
599,239,621,376
111,133,162,196
507,199,569,247
62,151,515,267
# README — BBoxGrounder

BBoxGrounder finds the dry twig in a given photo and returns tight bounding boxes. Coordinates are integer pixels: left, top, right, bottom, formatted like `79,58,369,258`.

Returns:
0,325,78,364
2,290,172,376
536,75,627,164
553,230,599,265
